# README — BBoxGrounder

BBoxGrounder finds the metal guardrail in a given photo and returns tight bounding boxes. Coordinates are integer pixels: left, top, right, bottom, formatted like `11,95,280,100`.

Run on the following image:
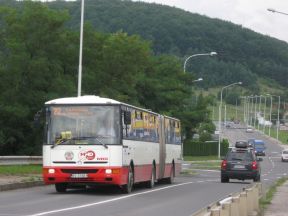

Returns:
0,156,42,165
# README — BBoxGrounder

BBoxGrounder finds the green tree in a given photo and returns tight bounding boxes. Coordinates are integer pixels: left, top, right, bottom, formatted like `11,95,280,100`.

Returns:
0,2,75,154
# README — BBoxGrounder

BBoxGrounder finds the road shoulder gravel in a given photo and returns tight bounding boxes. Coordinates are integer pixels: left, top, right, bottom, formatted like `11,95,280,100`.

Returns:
0,175,44,191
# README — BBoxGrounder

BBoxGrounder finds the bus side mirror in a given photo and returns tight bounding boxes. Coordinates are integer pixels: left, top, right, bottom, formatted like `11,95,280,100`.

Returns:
124,111,131,125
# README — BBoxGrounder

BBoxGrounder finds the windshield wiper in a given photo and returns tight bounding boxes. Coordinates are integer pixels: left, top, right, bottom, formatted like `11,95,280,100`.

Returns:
51,138,71,149
93,136,108,149
51,137,88,149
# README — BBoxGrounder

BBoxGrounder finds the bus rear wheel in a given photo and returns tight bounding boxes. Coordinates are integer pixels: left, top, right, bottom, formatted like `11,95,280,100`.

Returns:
121,166,134,194
55,183,67,193
166,165,175,184
146,166,156,188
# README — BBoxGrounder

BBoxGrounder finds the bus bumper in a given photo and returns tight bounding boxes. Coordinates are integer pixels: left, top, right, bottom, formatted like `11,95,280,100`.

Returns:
43,166,129,186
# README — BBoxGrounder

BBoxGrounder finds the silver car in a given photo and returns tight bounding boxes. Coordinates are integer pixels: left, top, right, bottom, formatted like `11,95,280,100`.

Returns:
281,149,288,162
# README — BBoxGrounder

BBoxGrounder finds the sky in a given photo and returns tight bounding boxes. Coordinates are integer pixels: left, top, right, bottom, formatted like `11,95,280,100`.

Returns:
132,0,288,43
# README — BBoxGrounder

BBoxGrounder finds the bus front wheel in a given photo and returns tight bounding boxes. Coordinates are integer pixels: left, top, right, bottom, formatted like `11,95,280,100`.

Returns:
166,165,175,184
55,183,67,193
121,166,134,194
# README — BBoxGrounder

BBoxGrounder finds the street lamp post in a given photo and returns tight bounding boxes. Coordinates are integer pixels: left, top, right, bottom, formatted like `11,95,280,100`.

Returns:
182,52,216,160
254,96,258,128
266,94,281,140
258,95,262,130
247,96,250,125
191,78,203,105
277,96,281,140
218,82,242,158
268,8,288,16
241,96,246,124
235,98,238,121
77,0,85,97
183,52,217,73
249,95,254,126
244,96,248,125
269,95,273,136
263,95,267,133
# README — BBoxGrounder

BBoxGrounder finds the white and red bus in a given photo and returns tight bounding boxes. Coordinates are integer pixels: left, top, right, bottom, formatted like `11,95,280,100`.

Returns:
42,95,182,193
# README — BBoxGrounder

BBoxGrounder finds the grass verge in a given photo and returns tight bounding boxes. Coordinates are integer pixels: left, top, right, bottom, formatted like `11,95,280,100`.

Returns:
0,165,42,175
260,177,288,212
183,156,221,170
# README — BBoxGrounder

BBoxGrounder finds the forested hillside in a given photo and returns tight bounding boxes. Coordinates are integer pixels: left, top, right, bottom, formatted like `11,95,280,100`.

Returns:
45,0,288,90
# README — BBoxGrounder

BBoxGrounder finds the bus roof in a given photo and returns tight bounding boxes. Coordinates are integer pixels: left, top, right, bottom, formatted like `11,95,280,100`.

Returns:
45,95,121,105
45,95,180,121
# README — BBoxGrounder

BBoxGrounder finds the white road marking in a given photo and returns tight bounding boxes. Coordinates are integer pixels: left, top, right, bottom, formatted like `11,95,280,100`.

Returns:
28,181,201,216
192,169,220,172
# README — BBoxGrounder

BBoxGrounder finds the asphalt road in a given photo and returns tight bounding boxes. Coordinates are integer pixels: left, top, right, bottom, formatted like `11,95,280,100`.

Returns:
0,173,247,216
0,125,286,216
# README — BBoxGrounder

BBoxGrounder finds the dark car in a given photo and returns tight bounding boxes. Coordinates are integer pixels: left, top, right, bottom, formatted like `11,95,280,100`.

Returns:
247,138,255,148
221,142,261,183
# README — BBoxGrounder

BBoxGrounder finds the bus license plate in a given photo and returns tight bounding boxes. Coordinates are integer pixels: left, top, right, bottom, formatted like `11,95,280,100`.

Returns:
71,173,88,178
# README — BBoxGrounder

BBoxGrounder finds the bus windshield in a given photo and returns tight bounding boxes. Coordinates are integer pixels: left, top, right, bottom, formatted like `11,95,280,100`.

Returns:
45,105,120,145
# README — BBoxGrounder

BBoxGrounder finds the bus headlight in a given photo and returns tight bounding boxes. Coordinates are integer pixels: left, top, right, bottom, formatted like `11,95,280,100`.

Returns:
105,169,112,174
48,169,55,174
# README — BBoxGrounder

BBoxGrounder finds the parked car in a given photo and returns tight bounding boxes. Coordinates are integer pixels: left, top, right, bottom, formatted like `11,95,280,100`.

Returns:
281,149,288,162
221,141,261,183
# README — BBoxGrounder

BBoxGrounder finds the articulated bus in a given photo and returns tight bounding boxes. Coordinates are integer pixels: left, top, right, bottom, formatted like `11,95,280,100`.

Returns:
42,95,182,193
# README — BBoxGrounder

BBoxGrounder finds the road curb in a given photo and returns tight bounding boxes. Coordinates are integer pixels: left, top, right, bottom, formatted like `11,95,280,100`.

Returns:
0,181,45,192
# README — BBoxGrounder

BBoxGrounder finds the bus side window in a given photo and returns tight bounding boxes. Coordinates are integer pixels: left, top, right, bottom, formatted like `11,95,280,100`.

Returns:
124,111,131,125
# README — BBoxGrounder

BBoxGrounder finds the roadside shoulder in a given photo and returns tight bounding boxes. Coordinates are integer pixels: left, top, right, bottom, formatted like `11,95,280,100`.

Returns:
264,180,288,216
0,175,44,192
